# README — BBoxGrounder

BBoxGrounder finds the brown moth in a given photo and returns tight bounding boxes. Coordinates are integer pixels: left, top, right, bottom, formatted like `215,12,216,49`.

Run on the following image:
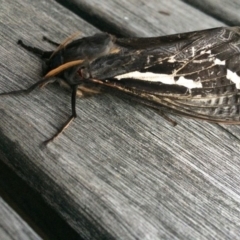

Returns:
1,27,240,143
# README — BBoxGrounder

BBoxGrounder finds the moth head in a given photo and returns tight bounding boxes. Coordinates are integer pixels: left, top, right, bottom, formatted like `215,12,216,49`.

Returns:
57,65,91,86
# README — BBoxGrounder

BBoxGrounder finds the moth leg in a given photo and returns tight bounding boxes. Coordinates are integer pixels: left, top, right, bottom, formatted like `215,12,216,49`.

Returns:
17,40,53,59
0,78,56,96
43,85,78,145
76,84,102,97
42,36,60,46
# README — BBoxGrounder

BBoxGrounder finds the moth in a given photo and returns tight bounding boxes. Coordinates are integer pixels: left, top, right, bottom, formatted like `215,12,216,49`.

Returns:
1,27,240,144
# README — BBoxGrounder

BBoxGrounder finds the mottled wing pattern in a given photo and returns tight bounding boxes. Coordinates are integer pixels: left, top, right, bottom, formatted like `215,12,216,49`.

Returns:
89,27,240,123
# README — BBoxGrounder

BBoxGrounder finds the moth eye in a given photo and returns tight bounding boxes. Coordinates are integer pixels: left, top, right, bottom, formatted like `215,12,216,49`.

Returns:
77,67,90,79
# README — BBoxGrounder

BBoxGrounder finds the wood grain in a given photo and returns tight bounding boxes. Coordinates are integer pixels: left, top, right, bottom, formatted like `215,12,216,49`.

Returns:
182,0,240,26
1,0,240,239
56,0,224,37
0,197,41,240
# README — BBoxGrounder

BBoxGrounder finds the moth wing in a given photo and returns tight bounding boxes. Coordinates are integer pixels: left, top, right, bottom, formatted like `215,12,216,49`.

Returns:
88,27,240,123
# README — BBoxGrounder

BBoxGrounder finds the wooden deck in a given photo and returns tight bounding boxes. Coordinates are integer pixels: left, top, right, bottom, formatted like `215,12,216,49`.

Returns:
1,0,240,239
0,197,42,240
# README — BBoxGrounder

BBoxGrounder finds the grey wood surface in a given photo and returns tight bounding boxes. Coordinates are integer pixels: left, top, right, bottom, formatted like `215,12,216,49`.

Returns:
1,0,240,239
57,0,223,36
182,0,240,26
0,197,41,240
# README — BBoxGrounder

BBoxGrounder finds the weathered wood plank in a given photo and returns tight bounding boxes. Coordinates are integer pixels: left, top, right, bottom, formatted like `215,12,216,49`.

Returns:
1,0,240,239
0,197,42,240
56,0,225,37
0,156,80,239
182,0,240,26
